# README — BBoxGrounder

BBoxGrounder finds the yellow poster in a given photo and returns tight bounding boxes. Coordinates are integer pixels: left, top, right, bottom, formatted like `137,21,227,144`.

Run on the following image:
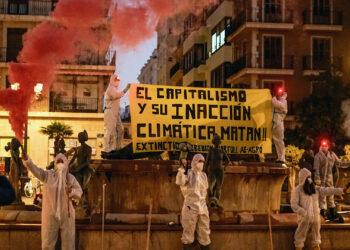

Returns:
130,84,272,154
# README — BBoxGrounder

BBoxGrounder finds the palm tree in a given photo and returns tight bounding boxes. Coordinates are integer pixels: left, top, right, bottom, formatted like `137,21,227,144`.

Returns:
40,121,73,156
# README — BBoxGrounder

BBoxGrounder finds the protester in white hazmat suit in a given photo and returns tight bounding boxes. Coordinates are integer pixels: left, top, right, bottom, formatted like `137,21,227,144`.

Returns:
103,75,125,152
176,153,211,250
291,168,344,250
272,89,288,163
314,141,350,219
22,151,82,250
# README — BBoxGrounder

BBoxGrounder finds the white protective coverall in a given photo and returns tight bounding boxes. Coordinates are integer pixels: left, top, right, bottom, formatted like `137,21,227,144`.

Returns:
314,149,350,210
272,94,288,162
103,76,124,152
23,154,82,250
291,168,343,248
176,154,211,246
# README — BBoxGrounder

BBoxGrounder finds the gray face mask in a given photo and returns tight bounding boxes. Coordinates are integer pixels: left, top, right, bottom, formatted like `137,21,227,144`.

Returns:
193,162,204,172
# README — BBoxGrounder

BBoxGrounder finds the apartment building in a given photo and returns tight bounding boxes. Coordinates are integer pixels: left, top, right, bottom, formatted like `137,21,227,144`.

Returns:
168,0,350,116
137,49,158,84
0,0,118,167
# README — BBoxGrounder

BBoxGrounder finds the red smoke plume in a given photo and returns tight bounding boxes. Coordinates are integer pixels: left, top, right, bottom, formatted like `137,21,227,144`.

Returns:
0,0,218,142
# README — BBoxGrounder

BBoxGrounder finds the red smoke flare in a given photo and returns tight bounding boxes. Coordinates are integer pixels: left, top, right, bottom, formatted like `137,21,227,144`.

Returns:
0,0,218,142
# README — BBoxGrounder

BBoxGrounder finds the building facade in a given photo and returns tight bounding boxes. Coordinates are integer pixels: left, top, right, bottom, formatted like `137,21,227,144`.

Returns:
0,0,130,167
168,0,350,117
137,49,158,84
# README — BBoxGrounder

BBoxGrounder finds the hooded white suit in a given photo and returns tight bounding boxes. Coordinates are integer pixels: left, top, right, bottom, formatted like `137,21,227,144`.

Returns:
272,95,287,162
291,168,343,248
23,154,82,250
176,154,211,246
103,76,124,152
314,149,350,210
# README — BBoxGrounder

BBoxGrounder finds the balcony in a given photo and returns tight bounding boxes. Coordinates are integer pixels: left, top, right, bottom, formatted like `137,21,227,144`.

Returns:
0,0,56,16
302,56,342,75
227,8,294,40
0,47,108,66
227,54,294,83
302,11,343,31
50,97,99,113
183,59,206,75
170,62,181,78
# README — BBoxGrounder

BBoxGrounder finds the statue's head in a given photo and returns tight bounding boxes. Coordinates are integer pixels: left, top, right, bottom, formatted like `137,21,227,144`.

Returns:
78,130,88,143
11,138,21,150
110,75,120,88
212,134,221,147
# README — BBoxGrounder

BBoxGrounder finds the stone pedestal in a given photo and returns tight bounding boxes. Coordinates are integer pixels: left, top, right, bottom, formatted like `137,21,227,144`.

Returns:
88,160,289,216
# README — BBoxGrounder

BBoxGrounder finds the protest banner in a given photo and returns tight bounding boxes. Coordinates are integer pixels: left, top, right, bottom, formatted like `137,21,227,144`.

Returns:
130,84,272,154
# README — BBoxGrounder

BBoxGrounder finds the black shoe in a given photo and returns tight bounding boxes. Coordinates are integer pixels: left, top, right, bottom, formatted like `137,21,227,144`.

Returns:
183,244,193,250
320,209,326,218
329,207,338,220
200,244,210,250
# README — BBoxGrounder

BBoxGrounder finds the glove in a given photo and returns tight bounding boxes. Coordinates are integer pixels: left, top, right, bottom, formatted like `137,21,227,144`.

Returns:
315,180,321,186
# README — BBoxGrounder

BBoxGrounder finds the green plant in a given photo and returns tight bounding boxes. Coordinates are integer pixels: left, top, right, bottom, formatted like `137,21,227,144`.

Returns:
40,121,73,156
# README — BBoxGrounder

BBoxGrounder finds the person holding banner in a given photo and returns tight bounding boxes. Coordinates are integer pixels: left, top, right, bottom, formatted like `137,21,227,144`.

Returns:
103,75,130,153
272,88,288,164
176,154,211,250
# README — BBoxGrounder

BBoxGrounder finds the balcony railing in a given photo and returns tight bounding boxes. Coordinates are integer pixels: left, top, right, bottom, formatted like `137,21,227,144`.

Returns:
302,56,342,70
170,62,182,78
229,54,294,76
50,97,99,113
302,11,342,25
0,46,108,65
227,8,294,37
0,0,56,16
183,59,206,75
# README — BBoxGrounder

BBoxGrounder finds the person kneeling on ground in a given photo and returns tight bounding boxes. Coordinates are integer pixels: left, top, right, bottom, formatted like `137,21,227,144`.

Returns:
291,168,346,250
22,150,82,250
176,153,211,250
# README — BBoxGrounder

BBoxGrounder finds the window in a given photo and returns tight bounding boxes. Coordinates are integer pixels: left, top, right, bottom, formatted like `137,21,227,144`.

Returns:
183,44,206,74
211,18,231,54
6,28,27,62
8,0,28,14
50,77,99,113
263,36,283,68
264,0,282,22
313,0,331,24
312,38,331,69
211,62,231,88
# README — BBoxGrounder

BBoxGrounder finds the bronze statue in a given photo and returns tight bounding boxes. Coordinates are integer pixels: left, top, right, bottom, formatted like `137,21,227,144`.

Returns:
205,134,232,208
4,138,24,204
69,130,93,192
47,136,66,170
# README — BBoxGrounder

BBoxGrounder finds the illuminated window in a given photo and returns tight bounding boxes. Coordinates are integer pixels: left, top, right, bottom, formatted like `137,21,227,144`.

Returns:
211,17,231,54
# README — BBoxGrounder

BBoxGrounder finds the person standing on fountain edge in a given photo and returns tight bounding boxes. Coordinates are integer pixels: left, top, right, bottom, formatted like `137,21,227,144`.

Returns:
314,140,350,220
22,149,82,250
272,87,288,164
176,154,211,250
103,75,130,153
291,168,345,250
